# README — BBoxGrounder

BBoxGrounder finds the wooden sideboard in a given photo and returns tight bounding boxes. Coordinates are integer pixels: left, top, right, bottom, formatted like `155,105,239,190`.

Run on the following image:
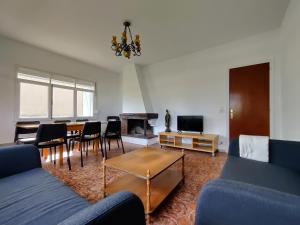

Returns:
159,132,219,156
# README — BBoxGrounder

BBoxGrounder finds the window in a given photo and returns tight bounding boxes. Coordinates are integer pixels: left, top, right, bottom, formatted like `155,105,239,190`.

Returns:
17,68,95,119
76,80,94,117
18,68,50,119
77,90,93,117
52,87,74,118
19,82,49,118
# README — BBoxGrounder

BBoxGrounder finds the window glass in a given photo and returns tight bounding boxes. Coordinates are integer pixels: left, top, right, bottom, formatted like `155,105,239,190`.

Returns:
19,82,49,118
77,90,93,117
52,87,74,118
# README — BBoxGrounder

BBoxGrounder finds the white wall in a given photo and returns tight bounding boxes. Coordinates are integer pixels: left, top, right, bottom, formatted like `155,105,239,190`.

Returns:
141,30,282,151
280,0,300,141
122,64,146,113
0,35,122,144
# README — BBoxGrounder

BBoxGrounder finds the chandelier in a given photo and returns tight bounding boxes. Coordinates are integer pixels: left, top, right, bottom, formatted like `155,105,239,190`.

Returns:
111,21,141,59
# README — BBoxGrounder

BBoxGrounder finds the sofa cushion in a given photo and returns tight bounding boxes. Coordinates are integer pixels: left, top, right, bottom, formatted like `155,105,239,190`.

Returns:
0,168,89,225
221,156,300,196
229,139,300,172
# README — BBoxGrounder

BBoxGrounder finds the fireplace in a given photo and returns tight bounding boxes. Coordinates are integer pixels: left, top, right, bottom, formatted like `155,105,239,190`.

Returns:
120,113,158,139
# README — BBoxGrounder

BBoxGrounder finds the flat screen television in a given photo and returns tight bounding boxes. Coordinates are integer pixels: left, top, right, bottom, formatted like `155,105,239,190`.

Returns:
177,115,203,133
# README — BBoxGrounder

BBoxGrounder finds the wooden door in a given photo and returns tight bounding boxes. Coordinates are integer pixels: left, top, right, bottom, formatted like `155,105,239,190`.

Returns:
229,63,270,140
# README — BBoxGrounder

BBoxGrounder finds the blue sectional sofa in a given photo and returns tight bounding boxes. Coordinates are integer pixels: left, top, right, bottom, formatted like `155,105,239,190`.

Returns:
196,139,300,225
0,145,146,225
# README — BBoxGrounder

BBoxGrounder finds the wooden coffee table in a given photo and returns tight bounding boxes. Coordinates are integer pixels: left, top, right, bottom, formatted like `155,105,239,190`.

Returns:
103,147,185,222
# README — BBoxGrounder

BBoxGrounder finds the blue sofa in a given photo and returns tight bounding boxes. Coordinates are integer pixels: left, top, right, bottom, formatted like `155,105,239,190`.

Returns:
195,139,300,225
0,145,146,225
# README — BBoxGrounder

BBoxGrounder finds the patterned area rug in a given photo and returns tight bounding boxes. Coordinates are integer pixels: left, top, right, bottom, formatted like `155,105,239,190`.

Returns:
43,142,227,225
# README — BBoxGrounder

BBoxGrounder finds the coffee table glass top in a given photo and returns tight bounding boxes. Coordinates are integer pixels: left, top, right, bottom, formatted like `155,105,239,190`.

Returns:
104,147,184,179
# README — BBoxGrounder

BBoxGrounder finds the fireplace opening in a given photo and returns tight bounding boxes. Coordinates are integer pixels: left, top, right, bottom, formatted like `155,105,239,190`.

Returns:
128,119,153,137
120,113,158,139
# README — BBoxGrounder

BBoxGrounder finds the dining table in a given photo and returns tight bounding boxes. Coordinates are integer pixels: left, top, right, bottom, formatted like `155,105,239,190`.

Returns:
16,121,107,166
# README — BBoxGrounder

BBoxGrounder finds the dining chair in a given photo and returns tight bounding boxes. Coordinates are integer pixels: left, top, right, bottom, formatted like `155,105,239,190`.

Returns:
54,120,79,150
34,123,71,170
76,119,89,122
103,120,125,157
75,119,90,146
14,121,40,144
76,121,103,167
54,120,71,123
107,116,120,121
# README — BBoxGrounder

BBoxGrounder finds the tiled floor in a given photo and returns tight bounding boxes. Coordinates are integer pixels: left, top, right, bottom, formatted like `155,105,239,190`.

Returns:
43,142,227,225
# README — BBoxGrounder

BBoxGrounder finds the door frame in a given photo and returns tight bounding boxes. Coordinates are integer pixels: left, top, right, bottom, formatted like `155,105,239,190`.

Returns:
225,58,281,148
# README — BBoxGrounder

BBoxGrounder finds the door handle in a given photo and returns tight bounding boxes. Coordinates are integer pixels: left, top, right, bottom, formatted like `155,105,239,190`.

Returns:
230,109,234,119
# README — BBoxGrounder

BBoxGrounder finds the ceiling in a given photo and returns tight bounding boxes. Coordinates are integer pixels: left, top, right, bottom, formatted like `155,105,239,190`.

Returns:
0,0,290,73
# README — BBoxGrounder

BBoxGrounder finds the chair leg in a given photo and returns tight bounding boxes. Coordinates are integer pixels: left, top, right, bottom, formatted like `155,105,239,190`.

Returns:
54,146,57,165
108,139,111,151
120,137,125,154
100,137,104,158
66,143,71,170
68,139,72,151
86,141,88,157
71,139,75,151
104,138,107,159
80,143,84,167
50,147,53,162
117,139,120,148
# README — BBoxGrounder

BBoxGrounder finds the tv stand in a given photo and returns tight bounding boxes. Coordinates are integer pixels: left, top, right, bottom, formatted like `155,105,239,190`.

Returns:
159,132,219,156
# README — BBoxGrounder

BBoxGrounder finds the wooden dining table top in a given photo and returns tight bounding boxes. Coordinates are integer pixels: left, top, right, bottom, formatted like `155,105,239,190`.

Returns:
16,121,107,131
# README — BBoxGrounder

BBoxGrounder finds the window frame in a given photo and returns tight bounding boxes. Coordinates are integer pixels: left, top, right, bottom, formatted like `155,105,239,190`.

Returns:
16,67,96,121
75,88,95,118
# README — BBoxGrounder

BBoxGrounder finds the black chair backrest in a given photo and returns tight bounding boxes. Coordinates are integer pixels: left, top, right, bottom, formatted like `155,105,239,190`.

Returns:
54,120,71,123
17,121,40,125
14,121,40,142
15,121,40,134
81,122,101,137
105,121,121,136
107,116,120,121
35,123,67,144
76,119,89,122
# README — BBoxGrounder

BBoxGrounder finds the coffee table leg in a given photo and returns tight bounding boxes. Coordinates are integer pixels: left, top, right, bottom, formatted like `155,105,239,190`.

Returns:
103,157,106,198
59,144,64,166
146,169,151,224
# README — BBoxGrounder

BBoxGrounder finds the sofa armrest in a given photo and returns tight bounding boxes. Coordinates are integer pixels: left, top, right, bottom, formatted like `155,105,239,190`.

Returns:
195,179,300,225
58,192,146,225
0,144,41,178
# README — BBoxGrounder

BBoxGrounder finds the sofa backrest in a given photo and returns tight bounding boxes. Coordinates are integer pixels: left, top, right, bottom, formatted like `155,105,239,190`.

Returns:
229,138,300,172
0,144,41,178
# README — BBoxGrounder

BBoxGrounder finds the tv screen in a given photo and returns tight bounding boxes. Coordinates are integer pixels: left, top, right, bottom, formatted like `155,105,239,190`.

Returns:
177,116,203,133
